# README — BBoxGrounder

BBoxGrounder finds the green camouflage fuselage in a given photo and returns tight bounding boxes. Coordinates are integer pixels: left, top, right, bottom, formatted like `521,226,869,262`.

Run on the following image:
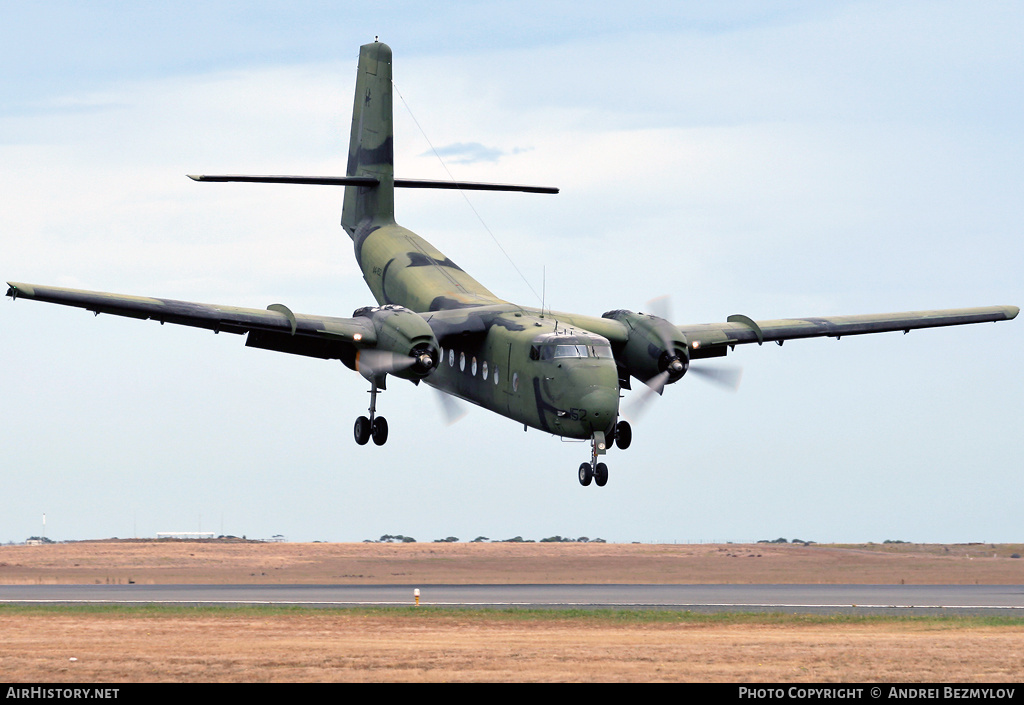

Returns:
352,219,620,440
340,42,620,442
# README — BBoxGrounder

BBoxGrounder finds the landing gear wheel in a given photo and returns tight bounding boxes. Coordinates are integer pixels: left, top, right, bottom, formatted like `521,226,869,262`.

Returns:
615,420,632,450
354,416,371,445
371,416,389,446
578,462,593,486
594,462,608,487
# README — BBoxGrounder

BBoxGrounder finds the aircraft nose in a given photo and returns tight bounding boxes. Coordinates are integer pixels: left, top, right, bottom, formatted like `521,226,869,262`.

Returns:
579,386,619,433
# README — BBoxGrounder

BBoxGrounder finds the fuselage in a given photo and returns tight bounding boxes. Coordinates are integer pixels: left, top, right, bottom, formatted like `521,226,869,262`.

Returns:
353,221,620,440
339,42,621,442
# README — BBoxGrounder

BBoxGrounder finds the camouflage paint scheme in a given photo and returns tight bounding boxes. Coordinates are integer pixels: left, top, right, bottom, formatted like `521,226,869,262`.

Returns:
6,42,1018,477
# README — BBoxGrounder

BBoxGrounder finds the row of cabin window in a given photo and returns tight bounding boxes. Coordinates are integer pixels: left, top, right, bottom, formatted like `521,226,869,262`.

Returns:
443,347,501,385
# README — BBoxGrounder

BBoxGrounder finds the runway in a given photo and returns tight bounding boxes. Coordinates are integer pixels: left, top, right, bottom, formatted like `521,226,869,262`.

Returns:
3,584,1023,615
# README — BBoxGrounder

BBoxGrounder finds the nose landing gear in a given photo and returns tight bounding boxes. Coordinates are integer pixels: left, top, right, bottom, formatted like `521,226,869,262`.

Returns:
578,430,610,487
578,460,609,487
354,376,389,446
578,420,630,487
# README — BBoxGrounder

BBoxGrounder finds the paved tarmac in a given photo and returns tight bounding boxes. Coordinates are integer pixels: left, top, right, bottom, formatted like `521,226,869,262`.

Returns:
2,584,1024,615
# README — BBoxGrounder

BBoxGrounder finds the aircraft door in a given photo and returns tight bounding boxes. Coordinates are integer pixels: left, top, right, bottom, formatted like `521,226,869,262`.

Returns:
498,341,512,415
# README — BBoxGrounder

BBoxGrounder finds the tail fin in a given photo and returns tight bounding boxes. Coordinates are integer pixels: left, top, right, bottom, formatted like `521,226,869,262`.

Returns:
190,42,555,226
342,41,395,236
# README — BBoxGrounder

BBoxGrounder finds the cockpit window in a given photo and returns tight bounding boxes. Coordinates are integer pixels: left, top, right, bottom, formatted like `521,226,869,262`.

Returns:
533,341,615,361
554,344,588,359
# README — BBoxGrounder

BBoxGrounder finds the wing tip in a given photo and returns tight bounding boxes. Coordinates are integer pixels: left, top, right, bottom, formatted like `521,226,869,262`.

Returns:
6,282,28,298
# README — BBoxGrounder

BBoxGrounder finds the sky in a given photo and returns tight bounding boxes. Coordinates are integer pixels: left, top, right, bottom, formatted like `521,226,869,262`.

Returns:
1,1,1021,545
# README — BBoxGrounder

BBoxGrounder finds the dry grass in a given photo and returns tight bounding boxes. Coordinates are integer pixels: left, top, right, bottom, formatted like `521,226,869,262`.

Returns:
3,541,1023,682
1,609,1022,682
2,540,1023,585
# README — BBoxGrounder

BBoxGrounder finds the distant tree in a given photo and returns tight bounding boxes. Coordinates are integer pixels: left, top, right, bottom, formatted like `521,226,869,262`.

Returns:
471,536,490,543
433,537,459,543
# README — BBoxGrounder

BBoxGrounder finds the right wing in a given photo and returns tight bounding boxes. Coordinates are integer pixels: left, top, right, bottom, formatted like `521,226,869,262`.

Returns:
6,282,376,364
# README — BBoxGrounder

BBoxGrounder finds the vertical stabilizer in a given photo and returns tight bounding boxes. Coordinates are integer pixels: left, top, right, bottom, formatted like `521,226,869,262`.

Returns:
342,41,395,237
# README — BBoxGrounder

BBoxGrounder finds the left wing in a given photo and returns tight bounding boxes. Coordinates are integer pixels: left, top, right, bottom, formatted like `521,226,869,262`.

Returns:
5,282,376,363
678,306,1019,357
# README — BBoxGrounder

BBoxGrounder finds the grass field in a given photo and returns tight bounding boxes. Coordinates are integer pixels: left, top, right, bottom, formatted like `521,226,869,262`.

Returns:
2,541,1022,682
2,605,1022,682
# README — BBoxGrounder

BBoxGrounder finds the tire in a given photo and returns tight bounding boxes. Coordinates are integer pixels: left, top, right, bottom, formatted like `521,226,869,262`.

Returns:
578,462,593,486
371,416,389,446
594,462,608,487
354,416,371,445
615,420,632,450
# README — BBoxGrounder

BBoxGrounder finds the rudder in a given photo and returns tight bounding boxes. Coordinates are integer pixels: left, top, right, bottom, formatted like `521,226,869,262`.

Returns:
342,41,395,236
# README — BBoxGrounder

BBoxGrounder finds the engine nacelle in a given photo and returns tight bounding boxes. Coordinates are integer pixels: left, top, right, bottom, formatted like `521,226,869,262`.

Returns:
602,309,689,387
352,304,439,381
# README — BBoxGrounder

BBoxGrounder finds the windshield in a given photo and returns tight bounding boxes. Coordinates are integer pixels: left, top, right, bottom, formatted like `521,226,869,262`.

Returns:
536,343,614,360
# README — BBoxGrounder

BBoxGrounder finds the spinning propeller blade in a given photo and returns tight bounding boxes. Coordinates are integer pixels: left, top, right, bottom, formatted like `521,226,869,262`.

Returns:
432,388,468,425
688,365,743,392
355,349,417,379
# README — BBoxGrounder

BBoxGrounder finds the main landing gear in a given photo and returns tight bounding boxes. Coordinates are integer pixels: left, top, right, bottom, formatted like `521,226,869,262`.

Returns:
354,377,389,446
578,420,631,488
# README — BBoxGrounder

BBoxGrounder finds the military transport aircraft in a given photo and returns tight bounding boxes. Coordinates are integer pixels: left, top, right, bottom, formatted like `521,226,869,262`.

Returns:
6,41,1018,488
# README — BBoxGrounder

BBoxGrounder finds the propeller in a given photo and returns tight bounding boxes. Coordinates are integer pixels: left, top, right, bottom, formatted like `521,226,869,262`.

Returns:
355,348,434,379
432,387,468,425
622,370,670,423
688,365,743,391
645,294,673,323
647,294,743,389
647,295,689,386
623,363,742,422
620,295,743,421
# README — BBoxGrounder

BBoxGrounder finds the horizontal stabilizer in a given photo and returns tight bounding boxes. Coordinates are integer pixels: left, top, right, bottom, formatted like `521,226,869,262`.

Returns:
188,174,378,187
395,179,558,194
188,174,558,194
